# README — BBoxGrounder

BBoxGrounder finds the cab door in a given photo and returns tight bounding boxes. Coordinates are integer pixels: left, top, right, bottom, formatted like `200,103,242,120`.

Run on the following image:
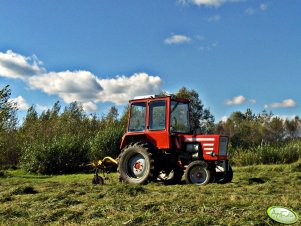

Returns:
146,99,171,149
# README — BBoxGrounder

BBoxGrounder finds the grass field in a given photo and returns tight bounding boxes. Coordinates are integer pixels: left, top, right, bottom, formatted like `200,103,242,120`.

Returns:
1,162,301,225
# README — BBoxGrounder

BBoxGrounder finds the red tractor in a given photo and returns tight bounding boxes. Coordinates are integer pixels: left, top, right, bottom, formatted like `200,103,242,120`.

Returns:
117,95,233,185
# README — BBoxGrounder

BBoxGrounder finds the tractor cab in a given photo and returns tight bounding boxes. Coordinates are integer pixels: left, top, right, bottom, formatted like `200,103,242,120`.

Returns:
121,95,191,150
118,95,233,185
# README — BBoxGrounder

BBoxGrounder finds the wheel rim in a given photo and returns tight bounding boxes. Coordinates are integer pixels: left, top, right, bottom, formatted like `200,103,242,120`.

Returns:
189,166,207,185
128,154,146,178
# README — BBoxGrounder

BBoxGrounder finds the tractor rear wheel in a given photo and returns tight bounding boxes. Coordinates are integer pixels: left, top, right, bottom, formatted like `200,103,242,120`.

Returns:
118,143,155,184
185,161,211,186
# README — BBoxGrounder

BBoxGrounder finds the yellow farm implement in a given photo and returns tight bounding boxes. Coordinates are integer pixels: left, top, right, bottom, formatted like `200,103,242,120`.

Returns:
92,156,118,185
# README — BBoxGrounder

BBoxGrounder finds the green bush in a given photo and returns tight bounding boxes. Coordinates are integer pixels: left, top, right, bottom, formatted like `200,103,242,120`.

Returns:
90,124,125,161
230,139,301,166
21,136,89,174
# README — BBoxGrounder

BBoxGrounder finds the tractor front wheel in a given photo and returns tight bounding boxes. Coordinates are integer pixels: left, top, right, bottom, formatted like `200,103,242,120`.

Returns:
185,161,211,186
118,143,155,184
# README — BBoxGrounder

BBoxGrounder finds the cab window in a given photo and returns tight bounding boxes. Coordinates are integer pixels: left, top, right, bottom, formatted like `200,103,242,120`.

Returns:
149,100,166,130
128,102,146,132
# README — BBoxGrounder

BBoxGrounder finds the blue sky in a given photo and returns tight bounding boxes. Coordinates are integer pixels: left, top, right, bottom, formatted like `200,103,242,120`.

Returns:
0,0,300,122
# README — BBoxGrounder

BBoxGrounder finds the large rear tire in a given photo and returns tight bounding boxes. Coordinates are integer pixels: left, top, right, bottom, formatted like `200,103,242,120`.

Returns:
118,143,155,184
185,161,211,186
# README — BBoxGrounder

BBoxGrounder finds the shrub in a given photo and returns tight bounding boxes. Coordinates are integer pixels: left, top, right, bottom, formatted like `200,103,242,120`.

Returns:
90,124,125,161
230,139,301,166
21,136,89,174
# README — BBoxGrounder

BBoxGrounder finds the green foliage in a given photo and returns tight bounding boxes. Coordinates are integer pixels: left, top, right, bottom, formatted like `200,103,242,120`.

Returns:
176,87,215,133
18,102,127,174
1,85,301,173
19,101,98,174
21,135,89,174
230,139,301,166
216,109,301,149
0,85,17,130
0,85,19,168
90,123,125,161
89,106,126,161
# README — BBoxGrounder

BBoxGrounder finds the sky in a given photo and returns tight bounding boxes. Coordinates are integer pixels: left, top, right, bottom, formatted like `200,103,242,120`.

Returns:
0,0,300,122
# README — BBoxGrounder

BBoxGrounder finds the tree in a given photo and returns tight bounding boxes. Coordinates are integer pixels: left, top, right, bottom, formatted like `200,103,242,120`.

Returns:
285,116,301,139
0,85,19,167
0,85,17,130
175,87,215,133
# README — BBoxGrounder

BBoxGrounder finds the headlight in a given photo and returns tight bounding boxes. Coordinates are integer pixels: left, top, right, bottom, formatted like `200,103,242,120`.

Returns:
186,143,199,153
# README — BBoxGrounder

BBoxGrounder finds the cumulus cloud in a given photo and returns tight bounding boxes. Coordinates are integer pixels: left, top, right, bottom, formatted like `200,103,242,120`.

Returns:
0,50,45,80
1,50,163,108
28,70,103,103
10,96,29,110
29,71,161,105
82,101,98,112
225,95,246,105
97,73,162,104
225,95,257,106
164,34,191,45
264,99,296,109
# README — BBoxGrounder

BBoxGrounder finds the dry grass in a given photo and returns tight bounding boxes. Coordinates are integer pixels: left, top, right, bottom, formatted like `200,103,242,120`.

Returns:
1,162,301,225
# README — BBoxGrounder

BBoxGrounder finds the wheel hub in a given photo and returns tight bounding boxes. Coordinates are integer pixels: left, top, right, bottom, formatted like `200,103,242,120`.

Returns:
129,154,146,178
190,166,206,184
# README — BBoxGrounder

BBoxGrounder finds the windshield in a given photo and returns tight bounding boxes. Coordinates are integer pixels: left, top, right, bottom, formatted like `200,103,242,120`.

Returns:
170,101,190,133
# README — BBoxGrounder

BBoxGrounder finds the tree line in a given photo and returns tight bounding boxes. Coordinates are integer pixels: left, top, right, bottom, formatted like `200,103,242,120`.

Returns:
0,85,300,173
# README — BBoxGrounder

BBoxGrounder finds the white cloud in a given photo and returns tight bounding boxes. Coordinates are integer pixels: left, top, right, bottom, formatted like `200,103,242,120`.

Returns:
178,0,224,7
225,95,246,105
221,116,228,122
82,101,98,112
164,34,191,45
29,71,161,106
10,96,29,110
1,50,163,107
97,73,162,105
0,50,45,80
28,70,103,104
264,99,297,109
178,0,243,7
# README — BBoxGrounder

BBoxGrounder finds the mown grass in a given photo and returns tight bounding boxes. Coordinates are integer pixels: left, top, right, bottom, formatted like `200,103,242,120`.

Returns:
1,162,301,225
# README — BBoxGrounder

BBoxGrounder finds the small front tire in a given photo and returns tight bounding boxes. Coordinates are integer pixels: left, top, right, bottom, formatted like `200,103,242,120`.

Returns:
185,161,211,186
